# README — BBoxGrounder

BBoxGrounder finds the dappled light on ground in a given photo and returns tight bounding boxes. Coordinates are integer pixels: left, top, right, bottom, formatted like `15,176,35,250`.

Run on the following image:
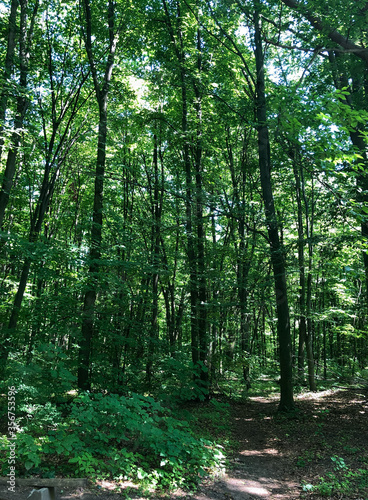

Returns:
222,477,270,497
1,388,367,500
239,448,279,456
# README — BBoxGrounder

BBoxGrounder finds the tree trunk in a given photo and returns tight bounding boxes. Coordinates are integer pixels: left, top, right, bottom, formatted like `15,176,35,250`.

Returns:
290,152,307,382
160,223,184,357
254,2,294,411
349,129,368,312
78,103,108,390
161,0,207,392
227,132,253,389
0,0,19,162
78,0,116,390
0,154,62,379
301,162,317,391
193,24,208,394
146,132,162,389
0,28,85,379
0,0,39,227
288,146,316,390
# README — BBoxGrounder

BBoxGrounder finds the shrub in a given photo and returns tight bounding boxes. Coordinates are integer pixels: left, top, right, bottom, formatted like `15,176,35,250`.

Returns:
0,392,225,489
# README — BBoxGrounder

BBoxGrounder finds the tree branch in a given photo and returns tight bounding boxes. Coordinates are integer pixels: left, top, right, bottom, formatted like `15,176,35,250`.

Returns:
280,0,368,64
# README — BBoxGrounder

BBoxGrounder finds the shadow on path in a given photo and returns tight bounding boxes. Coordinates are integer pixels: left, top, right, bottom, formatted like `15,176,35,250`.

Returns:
174,398,300,499
0,398,302,500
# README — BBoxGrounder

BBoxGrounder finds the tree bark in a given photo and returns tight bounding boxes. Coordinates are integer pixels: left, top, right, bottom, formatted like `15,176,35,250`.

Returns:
290,151,307,382
145,132,163,388
280,0,368,64
162,0,209,393
301,171,317,391
77,0,116,390
0,0,19,162
254,2,294,411
193,24,208,394
288,145,316,390
227,131,253,389
0,0,39,227
0,168,58,377
0,26,86,379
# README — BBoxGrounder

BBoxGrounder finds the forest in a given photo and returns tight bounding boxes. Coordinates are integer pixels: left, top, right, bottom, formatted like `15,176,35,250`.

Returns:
0,0,368,497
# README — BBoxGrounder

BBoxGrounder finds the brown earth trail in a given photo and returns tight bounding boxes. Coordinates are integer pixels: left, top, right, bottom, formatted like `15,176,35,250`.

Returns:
1,388,367,500
178,397,301,499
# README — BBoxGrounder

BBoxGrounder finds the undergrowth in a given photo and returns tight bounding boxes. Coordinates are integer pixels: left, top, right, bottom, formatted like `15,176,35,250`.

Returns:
0,391,225,490
302,455,368,497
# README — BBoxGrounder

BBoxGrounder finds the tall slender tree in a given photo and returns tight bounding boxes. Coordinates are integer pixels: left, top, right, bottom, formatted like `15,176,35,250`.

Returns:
0,0,39,228
0,6,87,379
0,0,19,162
253,0,294,410
77,0,118,390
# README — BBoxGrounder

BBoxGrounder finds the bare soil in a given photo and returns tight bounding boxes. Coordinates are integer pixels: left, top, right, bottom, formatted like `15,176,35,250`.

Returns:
1,387,367,500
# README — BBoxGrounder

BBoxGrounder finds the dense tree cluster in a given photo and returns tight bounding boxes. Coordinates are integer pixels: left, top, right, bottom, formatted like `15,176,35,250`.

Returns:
0,0,367,412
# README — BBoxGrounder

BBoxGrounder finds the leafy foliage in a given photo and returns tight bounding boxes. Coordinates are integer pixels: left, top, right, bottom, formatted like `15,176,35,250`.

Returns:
0,0,368,489
0,392,225,489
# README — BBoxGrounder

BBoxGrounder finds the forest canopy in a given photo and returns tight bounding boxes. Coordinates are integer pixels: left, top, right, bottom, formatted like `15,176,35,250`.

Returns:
0,0,368,486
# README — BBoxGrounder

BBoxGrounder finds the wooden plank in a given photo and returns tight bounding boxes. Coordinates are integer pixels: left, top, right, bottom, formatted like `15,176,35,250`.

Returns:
28,487,55,500
0,478,87,488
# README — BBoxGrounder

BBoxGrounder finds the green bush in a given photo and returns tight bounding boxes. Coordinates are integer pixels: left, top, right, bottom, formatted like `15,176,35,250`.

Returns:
157,356,209,402
0,392,225,489
301,456,368,497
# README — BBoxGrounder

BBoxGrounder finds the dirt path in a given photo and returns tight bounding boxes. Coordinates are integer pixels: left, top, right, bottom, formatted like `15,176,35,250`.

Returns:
1,388,367,500
174,388,368,499
178,397,301,500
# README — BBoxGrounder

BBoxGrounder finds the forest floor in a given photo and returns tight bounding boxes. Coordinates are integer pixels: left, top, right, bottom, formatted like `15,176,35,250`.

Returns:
1,386,367,500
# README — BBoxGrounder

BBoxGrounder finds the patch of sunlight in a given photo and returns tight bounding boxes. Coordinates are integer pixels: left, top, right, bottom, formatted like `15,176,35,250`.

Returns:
240,448,279,456
297,389,337,400
226,478,269,497
350,398,365,404
245,485,269,496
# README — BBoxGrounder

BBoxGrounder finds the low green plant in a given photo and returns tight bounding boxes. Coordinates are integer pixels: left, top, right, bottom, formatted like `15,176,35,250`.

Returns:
317,408,330,420
342,445,360,454
331,455,348,471
301,482,314,492
296,449,315,468
158,357,210,402
318,477,334,496
0,391,225,489
301,455,368,497
69,452,100,476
